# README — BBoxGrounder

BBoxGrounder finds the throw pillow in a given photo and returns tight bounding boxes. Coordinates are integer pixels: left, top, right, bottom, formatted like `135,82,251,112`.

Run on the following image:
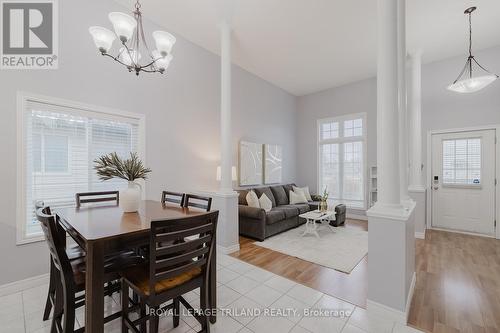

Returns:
246,190,260,208
259,193,272,212
289,190,308,204
293,186,313,201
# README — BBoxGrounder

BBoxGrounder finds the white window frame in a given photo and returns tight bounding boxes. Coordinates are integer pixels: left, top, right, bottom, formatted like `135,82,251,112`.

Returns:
317,112,367,210
16,91,146,245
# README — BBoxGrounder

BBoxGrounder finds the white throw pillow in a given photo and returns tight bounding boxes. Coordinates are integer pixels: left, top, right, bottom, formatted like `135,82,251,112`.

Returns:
259,193,272,212
246,190,260,208
289,190,308,204
293,186,313,201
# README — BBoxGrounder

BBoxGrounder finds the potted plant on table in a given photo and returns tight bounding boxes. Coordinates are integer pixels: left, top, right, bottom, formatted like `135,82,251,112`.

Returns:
319,187,329,212
94,152,151,213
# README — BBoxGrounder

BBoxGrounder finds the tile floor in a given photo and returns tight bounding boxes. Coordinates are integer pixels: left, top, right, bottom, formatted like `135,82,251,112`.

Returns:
0,253,424,333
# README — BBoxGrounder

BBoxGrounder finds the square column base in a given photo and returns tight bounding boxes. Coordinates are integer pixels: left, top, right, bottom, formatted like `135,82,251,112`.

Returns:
409,186,426,239
199,190,240,254
367,202,416,324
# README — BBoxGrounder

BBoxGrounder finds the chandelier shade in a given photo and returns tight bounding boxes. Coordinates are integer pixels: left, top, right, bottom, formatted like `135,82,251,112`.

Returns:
108,12,137,42
152,50,173,70
153,31,176,55
448,7,498,93
89,26,116,53
89,0,175,76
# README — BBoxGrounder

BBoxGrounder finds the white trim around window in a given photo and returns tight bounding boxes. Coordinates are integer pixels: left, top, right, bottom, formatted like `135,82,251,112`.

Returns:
317,112,367,210
16,91,146,245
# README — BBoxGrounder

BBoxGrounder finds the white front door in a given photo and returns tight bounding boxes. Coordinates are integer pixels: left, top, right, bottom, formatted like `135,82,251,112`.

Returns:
431,129,496,236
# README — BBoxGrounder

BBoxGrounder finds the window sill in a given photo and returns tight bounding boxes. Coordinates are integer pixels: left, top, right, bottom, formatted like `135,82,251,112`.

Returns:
16,234,44,246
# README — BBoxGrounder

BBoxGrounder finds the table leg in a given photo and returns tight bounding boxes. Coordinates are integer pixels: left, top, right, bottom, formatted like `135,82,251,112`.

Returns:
85,241,105,333
209,235,217,324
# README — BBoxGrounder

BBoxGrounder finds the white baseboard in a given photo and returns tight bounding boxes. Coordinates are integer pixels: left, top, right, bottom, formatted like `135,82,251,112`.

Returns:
0,273,49,297
367,272,416,325
217,243,240,255
415,231,426,239
405,272,417,322
347,213,368,221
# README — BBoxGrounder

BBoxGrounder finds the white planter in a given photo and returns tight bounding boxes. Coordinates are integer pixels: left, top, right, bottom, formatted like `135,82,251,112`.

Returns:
120,181,141,213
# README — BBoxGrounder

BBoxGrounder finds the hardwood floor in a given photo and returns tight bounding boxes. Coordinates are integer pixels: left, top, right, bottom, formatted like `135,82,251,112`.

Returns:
232,219,500,333
230,219,368,308
408,229,500,333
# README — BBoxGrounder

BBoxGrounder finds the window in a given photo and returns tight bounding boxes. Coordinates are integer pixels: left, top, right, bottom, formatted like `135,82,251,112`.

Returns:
18,93,145,243
318,114,366,209
442,138,481,186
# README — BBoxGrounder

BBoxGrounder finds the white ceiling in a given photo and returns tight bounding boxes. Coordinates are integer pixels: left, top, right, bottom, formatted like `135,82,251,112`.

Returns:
116,0,500,96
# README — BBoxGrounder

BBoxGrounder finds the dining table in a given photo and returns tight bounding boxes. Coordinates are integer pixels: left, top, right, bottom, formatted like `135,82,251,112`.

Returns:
55,200,217,333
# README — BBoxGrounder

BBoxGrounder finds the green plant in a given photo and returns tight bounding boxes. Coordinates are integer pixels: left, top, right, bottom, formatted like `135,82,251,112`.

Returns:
94,152,151,182
320,187,329,202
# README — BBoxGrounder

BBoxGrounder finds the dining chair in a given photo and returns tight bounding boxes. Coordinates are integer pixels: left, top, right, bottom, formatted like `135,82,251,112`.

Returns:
121,211,219,333
183,194,212,212
75,191,119,208
36,206,139,333
161,191,185,207
39,198,143,322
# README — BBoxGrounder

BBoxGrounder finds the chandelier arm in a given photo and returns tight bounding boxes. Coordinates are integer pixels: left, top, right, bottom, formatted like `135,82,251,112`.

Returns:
101,52,132,68
471,57,500,77
452,58,471,84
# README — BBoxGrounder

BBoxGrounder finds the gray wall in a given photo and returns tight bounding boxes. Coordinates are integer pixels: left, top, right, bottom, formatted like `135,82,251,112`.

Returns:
0,0,297,285
297,45,500,213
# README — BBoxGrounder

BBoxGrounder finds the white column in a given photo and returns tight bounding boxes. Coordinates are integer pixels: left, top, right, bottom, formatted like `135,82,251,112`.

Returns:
408,50,423,189
220,21,233,193
375,0,400,208
408,50,426,239
367,0,416,322
202,21,240,255
398,0,410,202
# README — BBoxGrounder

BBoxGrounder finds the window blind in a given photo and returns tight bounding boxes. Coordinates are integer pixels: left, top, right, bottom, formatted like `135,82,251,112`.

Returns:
24,100,140,237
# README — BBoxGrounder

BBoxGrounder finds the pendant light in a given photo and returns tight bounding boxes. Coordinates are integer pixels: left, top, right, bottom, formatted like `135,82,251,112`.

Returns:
447,7,498,93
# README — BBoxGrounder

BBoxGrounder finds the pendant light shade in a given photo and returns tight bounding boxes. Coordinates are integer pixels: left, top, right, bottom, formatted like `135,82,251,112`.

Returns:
448,74,498,93
152,31,176,55
89,26,116,53
448,7,498,93
108,12,137,42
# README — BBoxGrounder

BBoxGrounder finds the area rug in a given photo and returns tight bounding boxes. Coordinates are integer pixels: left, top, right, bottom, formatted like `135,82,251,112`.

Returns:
255,225,368,273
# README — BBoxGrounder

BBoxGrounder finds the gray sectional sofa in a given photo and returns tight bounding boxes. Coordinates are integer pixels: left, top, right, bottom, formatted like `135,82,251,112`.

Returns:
237,183,346,241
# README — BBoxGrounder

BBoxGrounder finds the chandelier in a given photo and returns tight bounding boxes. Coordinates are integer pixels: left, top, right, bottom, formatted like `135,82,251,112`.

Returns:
447,7,498,93
88,0,176,76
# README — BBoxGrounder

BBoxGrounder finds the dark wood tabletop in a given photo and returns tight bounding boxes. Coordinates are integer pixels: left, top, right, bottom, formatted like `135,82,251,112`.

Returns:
55,200,217,333
56,200,208,241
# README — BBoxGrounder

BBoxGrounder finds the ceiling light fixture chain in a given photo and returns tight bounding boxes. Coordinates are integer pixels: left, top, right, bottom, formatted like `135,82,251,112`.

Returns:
89,0,176,76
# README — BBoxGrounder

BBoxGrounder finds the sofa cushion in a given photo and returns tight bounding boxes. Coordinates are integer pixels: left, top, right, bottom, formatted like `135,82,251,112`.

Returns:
282,184,296,199
290,203,310,214
273,205,299,219
271,185,288,206
265,209,286,225
237,189,249,205
254,187,277,207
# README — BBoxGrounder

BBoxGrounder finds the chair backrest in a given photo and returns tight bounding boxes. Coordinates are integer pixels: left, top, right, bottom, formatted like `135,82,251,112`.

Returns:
36,207,75,290
149,211,219,296
183,194,212,212
75,191,119,208
161,191,185,207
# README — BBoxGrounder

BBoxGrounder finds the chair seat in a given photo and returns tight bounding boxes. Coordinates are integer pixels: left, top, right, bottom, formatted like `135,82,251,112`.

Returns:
71,252,145,289
67,243,86,260
123,264,202,296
